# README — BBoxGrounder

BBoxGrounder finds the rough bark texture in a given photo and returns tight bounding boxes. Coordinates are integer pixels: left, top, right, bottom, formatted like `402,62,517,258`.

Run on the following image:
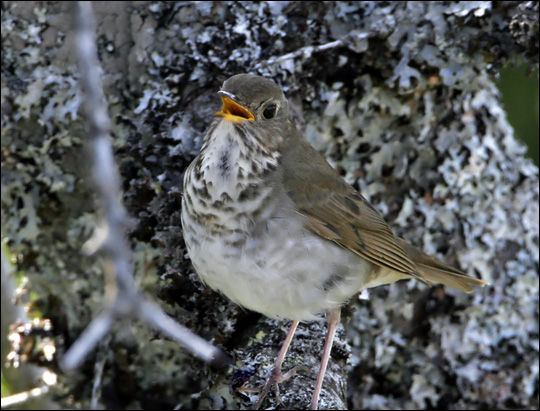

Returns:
1,1,538,409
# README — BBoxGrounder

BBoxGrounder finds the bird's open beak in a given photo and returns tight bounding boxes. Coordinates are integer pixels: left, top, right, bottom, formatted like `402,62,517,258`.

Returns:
215,91,255,122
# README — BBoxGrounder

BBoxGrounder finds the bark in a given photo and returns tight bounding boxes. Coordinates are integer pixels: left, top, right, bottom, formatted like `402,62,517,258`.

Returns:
1,1,538,409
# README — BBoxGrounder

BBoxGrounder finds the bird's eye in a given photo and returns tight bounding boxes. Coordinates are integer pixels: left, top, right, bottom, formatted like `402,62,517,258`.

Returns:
263,103,277,119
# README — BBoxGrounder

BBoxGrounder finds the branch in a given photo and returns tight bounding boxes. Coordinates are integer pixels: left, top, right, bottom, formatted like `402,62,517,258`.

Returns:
254,31,369,69
1,386,50,409
254,39,345,69
60,0,231,374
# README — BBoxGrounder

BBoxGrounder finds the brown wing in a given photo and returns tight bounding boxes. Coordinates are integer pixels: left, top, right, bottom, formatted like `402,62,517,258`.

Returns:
281,137,423,281
280,135,487,292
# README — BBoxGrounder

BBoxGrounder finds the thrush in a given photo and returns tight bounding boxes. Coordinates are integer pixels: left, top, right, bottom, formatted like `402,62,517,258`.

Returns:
181,74,487,409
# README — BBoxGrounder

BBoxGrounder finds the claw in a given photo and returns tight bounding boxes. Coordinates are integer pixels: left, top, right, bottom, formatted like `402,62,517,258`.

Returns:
237,321,301,409
251,364,309,409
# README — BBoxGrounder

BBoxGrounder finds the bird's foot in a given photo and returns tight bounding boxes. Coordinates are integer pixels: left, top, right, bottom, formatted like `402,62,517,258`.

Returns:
240,364,309,409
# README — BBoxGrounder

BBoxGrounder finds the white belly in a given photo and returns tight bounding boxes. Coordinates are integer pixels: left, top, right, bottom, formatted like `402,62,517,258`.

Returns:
182,194,377,321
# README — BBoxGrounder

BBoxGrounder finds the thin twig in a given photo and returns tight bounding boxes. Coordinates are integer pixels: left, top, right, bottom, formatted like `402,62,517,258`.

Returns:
60,1,231,373
254,31,370,70
90,336,109,409
61,309,115,371
139,300,232,367
254,39,344,69
0,386,50,409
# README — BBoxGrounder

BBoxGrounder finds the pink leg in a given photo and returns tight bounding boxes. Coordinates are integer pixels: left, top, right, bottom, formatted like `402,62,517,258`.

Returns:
254,320,306,409
309,308,341,410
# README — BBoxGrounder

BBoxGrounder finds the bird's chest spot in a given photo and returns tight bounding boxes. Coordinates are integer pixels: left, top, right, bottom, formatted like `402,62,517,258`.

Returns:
185,164,268,240
200,146,254,204
218,148,231,177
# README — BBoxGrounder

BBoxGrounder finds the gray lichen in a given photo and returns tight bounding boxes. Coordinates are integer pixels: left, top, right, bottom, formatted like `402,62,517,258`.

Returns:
1,1,538,410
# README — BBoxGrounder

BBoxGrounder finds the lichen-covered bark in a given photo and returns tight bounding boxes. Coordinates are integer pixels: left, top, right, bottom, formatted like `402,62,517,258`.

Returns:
1,1,538,409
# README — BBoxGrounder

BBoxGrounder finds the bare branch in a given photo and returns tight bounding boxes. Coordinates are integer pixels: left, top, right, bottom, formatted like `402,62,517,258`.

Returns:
60,0,231,374
255,39,346,69
60,309,115,371
138,300,231,367
254,31,369,69
1,386,50,409
90,337,109,409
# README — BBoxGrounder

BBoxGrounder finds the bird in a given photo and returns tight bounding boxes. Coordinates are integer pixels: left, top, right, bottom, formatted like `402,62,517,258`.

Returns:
181,73,487,409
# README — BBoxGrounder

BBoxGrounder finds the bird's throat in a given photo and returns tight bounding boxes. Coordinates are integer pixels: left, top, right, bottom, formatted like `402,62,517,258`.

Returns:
187,120,280,231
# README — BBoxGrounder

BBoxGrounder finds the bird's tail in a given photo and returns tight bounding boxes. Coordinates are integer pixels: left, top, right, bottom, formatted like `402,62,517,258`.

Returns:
397,238,488,293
